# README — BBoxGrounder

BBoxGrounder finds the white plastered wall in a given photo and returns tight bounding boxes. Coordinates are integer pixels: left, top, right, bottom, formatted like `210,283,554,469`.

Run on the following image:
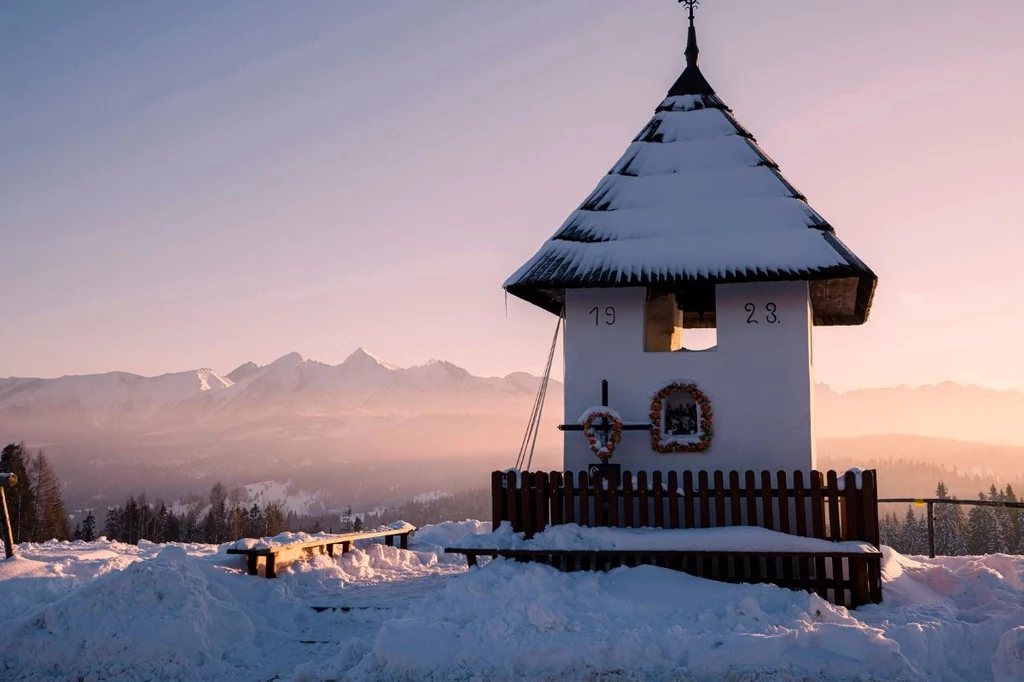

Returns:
562,281,816,474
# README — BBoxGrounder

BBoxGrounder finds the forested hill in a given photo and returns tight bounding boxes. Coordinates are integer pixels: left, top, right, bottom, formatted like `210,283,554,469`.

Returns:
820,434,1024,500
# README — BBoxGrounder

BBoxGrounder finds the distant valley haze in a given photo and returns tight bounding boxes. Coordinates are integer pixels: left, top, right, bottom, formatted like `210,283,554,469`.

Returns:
5,347,1024,447
3,347,1024,513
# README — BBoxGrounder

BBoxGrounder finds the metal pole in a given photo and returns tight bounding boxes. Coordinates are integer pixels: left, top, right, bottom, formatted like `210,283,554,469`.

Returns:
601,379,609,407
0,485,16,559
926,501,935,558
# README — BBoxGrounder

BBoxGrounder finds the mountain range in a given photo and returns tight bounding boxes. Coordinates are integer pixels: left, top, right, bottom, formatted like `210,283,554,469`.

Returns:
4,349,1023,444
0,349,547,433
2,349,1023,510
0,350,563,509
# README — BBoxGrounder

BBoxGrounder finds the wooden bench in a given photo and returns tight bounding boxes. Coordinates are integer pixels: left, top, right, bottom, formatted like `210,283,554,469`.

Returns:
445,546,882,609
228,527,415,578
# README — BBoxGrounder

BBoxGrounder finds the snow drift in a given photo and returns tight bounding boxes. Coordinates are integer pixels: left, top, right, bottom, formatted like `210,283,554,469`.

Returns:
2,526,1024,681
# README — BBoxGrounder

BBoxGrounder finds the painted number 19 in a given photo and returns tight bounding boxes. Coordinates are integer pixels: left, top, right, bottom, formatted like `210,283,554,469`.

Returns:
589,306,616,326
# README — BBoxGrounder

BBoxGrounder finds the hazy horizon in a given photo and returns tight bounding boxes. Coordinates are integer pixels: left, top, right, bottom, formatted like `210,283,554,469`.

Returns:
4,1,1023,392
6,353,1024,513
5,345,1024,397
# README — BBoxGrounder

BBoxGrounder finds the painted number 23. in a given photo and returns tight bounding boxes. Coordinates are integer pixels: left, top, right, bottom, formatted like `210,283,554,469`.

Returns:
589,306,616,326
744,302,779,324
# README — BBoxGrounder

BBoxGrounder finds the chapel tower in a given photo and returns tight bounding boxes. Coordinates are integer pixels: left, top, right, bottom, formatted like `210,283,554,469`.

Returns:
504,2,876,475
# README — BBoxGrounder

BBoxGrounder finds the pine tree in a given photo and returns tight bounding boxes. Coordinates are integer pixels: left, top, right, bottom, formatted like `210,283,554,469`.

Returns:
947,501,969,556
987,485,1007,554
228,505,247,541
341,507,354,533
246,503,265,538
179,494,204,543
81,511,97,542
1,442,38,543
136,496,154,543
203,483,228,544
353,516,364,533
153,503,169,544
918,513,930,554
879,511,901,549
164,505,182,543
264,502,286,536
898,506,926,555
227,487,248,541
967,494,995,555
1000,485,1020,553
122,496,140,544
933,481,970,556
104,505,123,541
1015,505,1024,555
28,451,71,541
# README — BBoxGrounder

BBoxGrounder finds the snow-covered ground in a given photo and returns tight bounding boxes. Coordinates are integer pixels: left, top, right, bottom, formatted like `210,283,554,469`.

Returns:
2,522,1024,681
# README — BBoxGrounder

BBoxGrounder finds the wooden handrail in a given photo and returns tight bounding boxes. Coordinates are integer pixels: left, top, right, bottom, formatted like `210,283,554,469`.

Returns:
227,527,413,556
226,527,415,578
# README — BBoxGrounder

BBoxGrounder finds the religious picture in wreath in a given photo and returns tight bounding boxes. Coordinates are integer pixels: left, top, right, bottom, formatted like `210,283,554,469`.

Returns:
650,381,713,453
665,394,698,436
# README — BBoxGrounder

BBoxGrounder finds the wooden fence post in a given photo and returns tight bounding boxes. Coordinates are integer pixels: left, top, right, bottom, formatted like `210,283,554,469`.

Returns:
927,501,935,558
521,472,535,538
534,472,550,535
861,470,880,549
491,471,505,532
506,470,520,533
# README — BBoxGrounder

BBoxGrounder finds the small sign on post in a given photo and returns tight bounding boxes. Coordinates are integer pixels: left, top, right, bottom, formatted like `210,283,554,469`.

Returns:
589,462,621,480
1,472,18,559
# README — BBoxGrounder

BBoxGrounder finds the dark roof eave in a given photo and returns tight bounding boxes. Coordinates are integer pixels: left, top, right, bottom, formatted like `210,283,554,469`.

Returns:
505,285,564,317
505,266,877,326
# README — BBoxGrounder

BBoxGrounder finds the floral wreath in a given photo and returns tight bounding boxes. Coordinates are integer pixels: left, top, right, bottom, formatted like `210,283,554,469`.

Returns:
579,408,623,463
650,381,713,453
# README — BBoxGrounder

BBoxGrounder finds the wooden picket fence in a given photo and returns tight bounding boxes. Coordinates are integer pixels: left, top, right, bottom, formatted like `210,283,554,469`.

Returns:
489,469,882,607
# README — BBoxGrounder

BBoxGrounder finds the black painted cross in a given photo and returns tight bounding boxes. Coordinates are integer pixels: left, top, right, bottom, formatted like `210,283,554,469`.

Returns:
589,379,615,446
557,379,654,434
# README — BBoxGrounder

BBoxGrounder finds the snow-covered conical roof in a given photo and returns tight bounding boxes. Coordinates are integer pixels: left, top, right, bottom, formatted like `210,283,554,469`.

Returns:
504,10,876,326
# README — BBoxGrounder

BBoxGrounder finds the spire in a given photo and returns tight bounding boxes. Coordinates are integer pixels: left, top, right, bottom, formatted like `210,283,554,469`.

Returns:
684,0,699,67
668,0,715,97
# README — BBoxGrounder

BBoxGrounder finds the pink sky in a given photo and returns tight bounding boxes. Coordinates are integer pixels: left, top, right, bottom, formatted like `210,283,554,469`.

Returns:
2,1,1023,391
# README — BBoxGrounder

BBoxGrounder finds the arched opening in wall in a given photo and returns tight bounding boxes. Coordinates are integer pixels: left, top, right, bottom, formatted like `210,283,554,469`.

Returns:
644,286,717,352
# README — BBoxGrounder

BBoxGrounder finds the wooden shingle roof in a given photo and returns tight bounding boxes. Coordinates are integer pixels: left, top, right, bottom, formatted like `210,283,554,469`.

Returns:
504,12,876,326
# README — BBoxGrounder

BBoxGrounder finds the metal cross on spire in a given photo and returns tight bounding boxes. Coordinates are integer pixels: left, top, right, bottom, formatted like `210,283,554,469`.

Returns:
666,0,713,95
678,0,701,68
679,0,699,27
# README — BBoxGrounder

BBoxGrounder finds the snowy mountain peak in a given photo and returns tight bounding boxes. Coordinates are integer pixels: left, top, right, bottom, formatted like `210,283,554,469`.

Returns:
424,358,460,369
195,368,232,391
407,358,471,384
269,352,304,367
341,348,397,372
226,362,260,384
